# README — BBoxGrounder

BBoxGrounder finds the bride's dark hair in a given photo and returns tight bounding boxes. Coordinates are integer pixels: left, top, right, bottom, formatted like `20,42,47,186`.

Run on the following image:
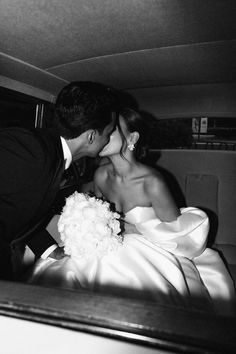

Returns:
117,108,147,160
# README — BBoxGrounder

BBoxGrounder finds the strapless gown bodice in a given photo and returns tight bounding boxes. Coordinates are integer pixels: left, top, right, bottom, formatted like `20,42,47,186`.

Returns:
125,206,158,224
28,206,236,316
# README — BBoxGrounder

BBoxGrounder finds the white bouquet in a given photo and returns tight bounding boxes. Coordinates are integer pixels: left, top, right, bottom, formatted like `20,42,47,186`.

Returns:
58,192,123,260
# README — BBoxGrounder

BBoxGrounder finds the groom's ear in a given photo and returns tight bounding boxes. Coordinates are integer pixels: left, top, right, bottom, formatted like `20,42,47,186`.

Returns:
87,130,96,144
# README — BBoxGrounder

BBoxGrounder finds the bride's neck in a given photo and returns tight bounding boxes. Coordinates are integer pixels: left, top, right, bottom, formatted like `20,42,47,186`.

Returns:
108,155,136,179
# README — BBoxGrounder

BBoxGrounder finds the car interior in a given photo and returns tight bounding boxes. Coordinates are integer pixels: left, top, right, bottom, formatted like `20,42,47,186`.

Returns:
0,1,236,353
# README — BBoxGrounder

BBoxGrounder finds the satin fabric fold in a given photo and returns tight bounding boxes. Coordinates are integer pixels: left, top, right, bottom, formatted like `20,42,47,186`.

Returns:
134,207,209,258
28,207,235,316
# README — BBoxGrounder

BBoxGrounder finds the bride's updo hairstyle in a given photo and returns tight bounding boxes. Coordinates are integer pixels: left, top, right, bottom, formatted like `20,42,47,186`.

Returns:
117,108,147,160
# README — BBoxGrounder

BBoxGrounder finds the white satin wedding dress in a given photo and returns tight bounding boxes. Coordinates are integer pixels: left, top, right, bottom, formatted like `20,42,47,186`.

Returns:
28,207,235,316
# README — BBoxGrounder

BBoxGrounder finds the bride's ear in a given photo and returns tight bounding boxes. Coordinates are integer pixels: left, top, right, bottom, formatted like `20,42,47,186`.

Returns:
130,131,139,145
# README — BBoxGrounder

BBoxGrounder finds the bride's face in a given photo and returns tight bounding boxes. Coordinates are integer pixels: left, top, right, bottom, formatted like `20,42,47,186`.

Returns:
99,115,128,157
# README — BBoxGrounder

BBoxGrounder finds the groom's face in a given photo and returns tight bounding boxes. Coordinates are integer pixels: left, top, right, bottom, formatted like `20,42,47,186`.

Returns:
88,115,116,157
99,115,127,157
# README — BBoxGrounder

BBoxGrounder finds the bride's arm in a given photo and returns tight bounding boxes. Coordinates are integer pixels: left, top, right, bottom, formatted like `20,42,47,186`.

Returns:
141,173,209,258
145,173,180,222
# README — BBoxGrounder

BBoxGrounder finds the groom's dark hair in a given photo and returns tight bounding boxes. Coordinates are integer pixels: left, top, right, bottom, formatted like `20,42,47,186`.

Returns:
54,81,118,139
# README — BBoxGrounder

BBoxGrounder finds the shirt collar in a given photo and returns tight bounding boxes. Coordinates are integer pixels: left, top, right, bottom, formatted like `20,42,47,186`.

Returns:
60,137,72,169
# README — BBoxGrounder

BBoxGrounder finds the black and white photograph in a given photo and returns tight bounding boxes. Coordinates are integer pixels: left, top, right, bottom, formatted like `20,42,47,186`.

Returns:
0,1,236,353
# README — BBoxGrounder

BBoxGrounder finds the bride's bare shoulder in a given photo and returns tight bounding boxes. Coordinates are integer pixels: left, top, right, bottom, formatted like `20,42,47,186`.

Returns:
138,163,164,182
138,163,168,195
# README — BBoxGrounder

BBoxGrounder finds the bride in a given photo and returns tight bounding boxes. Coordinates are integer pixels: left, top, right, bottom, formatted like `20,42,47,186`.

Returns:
28,108,235,316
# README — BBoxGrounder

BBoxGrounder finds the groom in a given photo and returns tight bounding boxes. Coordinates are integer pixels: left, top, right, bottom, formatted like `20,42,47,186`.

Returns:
0,81,118,280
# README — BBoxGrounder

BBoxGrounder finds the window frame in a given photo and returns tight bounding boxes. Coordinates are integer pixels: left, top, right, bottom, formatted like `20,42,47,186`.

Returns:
1,88,235,352
0,280,235,353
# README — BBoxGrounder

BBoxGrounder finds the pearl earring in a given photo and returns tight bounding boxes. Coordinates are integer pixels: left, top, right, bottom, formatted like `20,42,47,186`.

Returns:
128,143,135,151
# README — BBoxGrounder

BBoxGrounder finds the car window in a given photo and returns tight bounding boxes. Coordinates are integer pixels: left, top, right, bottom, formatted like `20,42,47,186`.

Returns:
0,87,54,130
146,117,236,150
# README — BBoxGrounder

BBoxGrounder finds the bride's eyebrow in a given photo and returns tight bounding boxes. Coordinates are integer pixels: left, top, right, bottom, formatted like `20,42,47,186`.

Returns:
110,125,117,134
107,126,116,138
110,121,120,135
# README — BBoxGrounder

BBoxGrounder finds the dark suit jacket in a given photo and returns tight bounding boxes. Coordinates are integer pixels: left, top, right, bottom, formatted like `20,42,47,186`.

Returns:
0,127,65,279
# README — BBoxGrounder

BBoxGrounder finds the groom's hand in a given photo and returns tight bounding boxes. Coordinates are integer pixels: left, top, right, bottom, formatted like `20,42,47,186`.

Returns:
48,246,65,260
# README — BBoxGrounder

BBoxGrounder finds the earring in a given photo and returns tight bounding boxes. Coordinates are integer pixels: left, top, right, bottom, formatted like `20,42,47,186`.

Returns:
128,143,135,151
